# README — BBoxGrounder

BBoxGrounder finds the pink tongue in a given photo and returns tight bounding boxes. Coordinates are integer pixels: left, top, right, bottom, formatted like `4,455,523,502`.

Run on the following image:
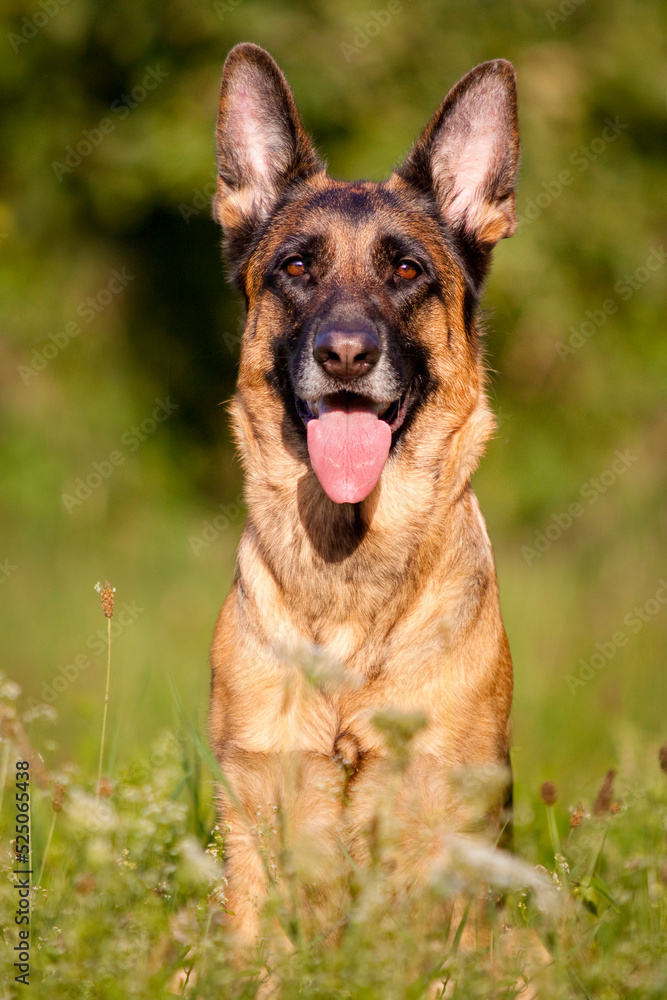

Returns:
307,403,392,504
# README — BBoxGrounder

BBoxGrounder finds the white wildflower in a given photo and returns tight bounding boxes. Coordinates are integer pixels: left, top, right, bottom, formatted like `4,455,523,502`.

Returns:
178,835,222,885
65,787,117,833
432,834,562,915
0,677,21,701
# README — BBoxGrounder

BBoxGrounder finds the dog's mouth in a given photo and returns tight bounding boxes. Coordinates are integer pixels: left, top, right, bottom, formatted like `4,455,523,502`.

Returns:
294,390,410,504
295,392,409,432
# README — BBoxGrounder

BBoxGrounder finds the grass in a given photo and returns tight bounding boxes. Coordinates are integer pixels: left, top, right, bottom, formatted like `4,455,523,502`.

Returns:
0,456,665,998
1,649,667,999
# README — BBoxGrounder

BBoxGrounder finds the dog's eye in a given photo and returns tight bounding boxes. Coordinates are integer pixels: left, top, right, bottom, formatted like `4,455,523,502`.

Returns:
395,259,421,280
283,257,308,277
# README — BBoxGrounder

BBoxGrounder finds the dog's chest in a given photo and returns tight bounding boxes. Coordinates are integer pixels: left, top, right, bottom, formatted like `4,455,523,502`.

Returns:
227,629,461,761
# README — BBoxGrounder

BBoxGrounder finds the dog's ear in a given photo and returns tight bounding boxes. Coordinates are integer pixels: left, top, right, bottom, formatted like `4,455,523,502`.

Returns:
397,60,519,253
214,44,323,245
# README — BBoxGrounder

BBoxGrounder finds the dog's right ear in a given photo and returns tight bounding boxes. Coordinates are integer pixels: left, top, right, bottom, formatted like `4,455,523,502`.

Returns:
214,44,323,252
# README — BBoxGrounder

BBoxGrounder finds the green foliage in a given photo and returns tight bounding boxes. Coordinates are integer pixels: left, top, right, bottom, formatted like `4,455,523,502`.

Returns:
2,677,667,997
0,0,666,992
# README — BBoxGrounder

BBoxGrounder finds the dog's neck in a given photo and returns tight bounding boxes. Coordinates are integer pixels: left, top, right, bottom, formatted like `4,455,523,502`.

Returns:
230,383,497,649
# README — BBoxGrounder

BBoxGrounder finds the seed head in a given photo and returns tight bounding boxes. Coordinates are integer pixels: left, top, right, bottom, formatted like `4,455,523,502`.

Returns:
540,781,558,806
97,775,114,799
94,581,115,618
52,783,65,812
75,873,97,896
659,741,667,776
593,768,616,816
570,802,584,827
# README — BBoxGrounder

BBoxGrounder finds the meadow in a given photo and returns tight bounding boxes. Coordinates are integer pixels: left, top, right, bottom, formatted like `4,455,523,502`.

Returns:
1,0,666,995
1,644,666,998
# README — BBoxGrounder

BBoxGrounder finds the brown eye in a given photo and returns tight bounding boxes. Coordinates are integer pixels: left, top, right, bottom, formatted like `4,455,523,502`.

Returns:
395,259,421,280
284,257,307,277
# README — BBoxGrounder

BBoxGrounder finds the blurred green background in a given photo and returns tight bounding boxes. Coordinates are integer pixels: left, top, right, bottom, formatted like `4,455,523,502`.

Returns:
1,0,665,818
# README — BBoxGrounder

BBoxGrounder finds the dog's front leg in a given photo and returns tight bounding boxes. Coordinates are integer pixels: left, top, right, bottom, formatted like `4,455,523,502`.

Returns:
217,746,350,951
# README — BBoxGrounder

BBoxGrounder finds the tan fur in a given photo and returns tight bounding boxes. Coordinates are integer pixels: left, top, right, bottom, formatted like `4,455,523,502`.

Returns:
209,45,518,947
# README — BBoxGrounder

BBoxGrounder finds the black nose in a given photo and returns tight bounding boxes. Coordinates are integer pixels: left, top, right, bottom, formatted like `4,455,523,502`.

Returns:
313,328,380,380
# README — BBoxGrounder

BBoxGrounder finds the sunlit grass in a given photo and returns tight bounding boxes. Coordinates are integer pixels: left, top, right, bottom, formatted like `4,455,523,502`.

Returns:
1,664,666,999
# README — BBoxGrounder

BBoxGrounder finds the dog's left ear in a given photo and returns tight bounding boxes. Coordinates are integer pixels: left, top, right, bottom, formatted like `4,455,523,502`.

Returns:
397,60,519,251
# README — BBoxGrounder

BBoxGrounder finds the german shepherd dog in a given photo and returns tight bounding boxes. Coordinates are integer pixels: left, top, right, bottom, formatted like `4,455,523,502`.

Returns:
210,43,519,946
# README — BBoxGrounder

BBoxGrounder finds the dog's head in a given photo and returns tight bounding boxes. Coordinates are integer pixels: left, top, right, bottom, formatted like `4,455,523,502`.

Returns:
213,44,519,506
